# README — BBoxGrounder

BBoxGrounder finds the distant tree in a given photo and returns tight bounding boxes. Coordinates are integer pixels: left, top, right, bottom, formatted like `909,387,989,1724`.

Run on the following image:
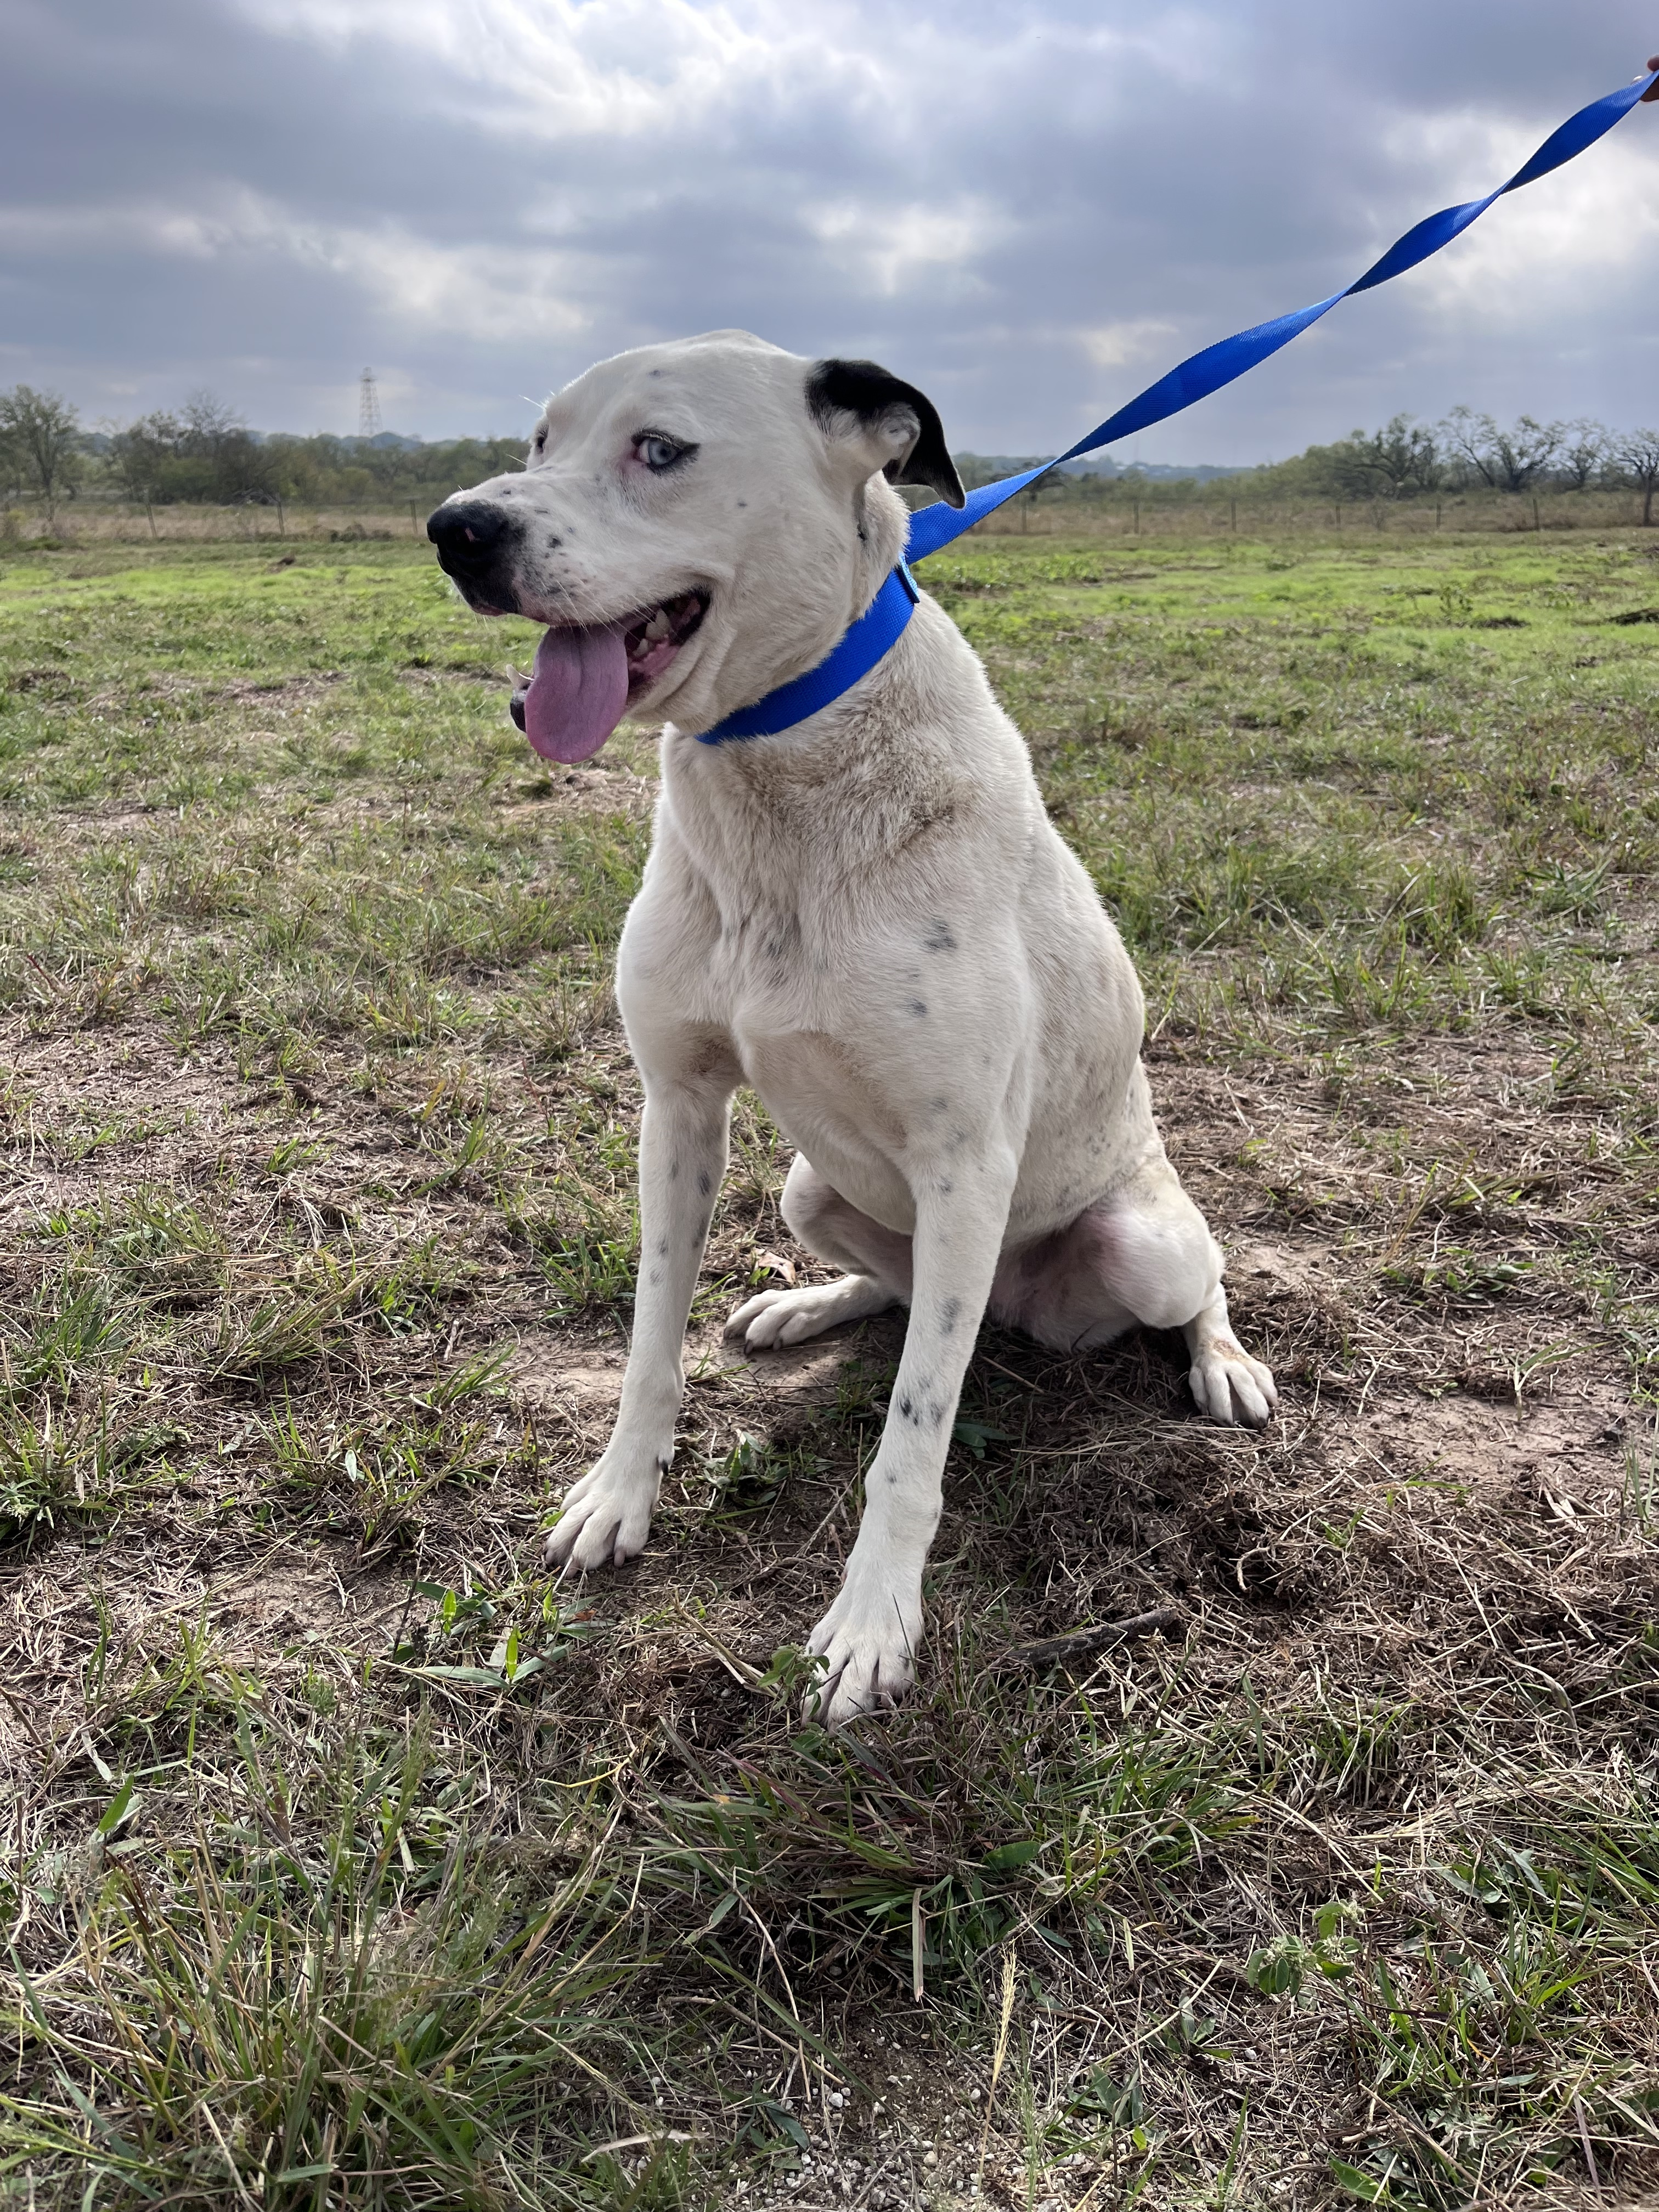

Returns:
1555,418,1609,492
1440,406,1563,493
0,385,82,520
179,391,276,503
1612,428,1659,526
109,409,187,503
109,391,275,505
1327,413,1440,499
355,437,424,495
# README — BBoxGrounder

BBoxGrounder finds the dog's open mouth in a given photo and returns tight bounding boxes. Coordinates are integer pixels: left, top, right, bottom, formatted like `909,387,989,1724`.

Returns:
510,590,707,764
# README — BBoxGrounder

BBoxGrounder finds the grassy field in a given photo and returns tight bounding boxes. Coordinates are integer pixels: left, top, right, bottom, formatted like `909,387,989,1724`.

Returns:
1,524,1657,2211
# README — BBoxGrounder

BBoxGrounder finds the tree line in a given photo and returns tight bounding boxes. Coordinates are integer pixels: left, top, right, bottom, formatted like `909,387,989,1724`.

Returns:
1256,407,1659,521
0,386,523,521
3,383,1658,526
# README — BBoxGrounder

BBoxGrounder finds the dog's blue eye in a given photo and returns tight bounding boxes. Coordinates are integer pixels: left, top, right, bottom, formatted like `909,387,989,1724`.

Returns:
639,436,683,471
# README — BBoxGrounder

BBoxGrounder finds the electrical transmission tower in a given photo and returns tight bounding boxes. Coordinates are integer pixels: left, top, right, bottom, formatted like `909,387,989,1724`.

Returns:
357,368,382,441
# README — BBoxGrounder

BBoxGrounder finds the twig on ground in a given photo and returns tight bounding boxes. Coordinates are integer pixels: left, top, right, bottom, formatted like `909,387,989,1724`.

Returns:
1001,1605,1183,1671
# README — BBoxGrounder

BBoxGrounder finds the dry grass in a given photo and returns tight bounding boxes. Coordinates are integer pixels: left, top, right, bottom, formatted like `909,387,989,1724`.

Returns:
1,504,433,548
1,528,1657,2211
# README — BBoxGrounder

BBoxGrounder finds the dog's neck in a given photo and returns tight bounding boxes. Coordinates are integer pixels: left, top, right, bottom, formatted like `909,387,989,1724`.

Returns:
650,470,1013,911
658,557,1004,919
660,472,913,744
845,474,911,623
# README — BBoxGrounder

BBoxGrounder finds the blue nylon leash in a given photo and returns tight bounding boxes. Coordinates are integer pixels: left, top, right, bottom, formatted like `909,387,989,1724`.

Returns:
698,65,1657,746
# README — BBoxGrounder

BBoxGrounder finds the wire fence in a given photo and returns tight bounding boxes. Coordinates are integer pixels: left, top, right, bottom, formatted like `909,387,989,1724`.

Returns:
1,487,1654,548
0,498,432,546
960,487,1655,539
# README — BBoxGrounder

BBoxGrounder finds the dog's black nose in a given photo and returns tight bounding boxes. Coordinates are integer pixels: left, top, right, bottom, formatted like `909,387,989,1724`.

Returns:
426,500,510,558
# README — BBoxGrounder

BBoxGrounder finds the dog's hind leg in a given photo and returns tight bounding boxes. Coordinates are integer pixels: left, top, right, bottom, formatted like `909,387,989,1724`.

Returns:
993,1093,1276,1427
1101,1163,1277,1426
727,1155,911,1350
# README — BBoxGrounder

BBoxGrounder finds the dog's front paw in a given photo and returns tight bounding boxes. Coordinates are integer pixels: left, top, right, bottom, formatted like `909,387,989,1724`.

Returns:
543,1447,664,1571
1189,1335,1277,1428
803,1573,923,1728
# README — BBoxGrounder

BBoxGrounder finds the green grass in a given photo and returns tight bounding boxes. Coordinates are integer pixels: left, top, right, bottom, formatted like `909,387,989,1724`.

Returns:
2,527,1657,2210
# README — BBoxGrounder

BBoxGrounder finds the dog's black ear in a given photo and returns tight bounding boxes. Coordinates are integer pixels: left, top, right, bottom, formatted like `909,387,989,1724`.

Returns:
806,358,966,509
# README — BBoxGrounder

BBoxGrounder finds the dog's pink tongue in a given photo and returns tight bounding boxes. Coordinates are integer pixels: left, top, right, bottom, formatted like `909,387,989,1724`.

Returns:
522,623,629,763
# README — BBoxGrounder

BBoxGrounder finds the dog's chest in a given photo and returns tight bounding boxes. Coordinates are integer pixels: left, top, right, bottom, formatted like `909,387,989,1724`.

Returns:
706,903,873,1077
690,884,927,1223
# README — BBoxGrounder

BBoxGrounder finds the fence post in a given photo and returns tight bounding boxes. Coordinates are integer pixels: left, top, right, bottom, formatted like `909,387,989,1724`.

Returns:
1434,500,1441,531
275,495,285,540
409,499,418,538
1335,503,1342,532
1133,498,1141,536
1532,494,1542,532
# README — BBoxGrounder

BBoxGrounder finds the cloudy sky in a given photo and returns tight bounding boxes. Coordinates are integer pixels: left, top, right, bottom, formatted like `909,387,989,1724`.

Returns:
3,0,1656,461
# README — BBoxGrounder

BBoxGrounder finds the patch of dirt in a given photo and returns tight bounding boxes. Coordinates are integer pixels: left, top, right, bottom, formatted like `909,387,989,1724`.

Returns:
1351,1378,1633,1501
86,670,350,712
509,1341,628,1427
495,760,657,820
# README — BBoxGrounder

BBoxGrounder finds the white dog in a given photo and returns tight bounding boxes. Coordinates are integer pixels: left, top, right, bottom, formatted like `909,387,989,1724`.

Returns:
428,330,1276,1726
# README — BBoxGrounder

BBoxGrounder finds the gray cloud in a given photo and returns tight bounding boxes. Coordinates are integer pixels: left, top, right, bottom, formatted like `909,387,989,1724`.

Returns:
2,0,1656,458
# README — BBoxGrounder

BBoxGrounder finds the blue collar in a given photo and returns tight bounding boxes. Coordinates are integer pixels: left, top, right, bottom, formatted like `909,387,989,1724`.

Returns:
698,559,919,744
694,65,1654,749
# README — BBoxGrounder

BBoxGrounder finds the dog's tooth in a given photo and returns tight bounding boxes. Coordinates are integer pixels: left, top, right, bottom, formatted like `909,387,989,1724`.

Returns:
643,608,672,640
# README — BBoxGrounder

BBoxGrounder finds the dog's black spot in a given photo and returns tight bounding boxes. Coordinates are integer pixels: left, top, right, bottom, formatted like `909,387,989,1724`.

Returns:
939,1178,953,1194
657,1455,672,1474
656,1239,670,1257
736,499,747,509
929,1095,947,1114
899,1395,921,1425
761,914,803,966
805,359,966,509
907,1000,927,1018
939,1296,961,1336
929,1400,947,1430
923,919,957,952
649,1269,662,1286
698,1170,712,1197
649,369,662,378
669,1160,680,1182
